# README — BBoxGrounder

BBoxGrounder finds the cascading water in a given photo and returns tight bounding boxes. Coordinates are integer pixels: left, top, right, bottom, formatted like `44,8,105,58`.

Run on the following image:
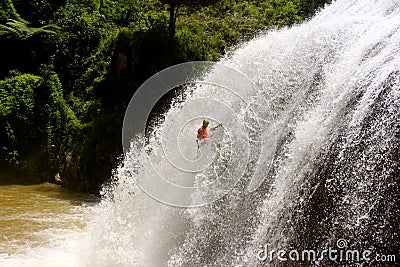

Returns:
81,0,399,266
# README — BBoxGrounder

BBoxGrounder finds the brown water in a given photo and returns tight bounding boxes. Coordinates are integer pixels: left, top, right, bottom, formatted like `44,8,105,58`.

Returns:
0,183,98,265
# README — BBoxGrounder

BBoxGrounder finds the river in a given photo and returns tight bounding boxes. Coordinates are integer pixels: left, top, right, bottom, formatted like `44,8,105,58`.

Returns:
0,183,97,266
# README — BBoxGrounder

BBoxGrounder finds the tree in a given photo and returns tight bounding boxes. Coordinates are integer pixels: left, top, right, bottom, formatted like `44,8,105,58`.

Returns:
160,0,221,38
0,0,25,23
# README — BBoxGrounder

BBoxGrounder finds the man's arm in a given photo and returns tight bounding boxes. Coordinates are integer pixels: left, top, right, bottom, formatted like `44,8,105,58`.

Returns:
197,128,202,139
210,124,222,131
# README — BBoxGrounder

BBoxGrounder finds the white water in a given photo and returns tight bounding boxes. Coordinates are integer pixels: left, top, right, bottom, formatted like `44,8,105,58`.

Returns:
3,0,400,266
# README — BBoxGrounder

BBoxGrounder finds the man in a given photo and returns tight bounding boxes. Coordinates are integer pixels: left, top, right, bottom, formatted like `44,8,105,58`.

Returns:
197,119,221,142
196,119,222,159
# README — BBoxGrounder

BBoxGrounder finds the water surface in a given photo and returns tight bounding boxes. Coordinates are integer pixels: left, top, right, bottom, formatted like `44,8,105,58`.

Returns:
0,183,97,265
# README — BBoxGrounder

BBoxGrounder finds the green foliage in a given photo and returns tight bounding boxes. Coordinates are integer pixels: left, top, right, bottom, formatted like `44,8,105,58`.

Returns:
0,74,39,165
0,0,25,23
99,0,164,28
174,0,306,61
0,19,58,40
54,4,105,94
11,0,66,26
0,71,80,181
160,0,222,38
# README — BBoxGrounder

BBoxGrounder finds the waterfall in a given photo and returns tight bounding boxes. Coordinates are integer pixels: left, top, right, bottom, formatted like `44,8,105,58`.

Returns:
82,0,400,266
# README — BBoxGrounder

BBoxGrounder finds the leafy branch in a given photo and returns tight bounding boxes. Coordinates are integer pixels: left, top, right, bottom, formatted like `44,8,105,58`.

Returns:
0,19,59,40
